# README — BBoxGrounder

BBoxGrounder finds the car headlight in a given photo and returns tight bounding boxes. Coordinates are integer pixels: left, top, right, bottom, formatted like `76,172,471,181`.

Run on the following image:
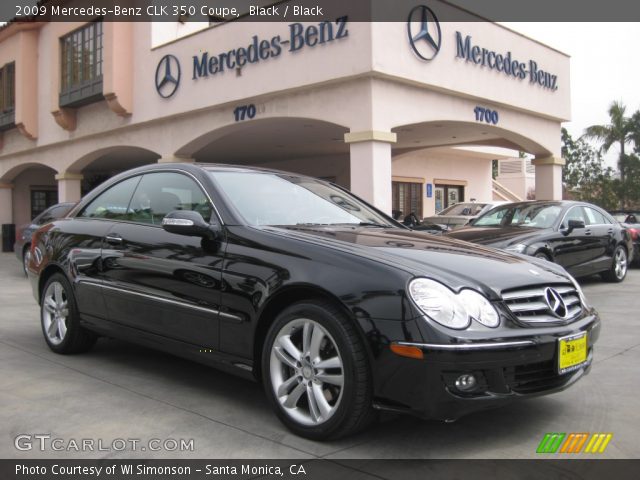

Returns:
458,289,500,327
408,278,499,329
504,243,528,254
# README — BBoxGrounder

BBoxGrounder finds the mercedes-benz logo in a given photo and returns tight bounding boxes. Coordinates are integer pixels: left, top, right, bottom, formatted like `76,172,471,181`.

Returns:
407,5,442,61
155,54,181,98
544,287,568,319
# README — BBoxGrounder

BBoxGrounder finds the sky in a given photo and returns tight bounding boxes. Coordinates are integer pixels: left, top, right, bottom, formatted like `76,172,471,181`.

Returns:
503,22,640,166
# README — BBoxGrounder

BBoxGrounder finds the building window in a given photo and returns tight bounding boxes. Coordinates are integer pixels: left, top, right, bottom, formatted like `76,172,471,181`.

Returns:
59,20,103,108
392,181,423,218
31,190,59,220
0,62,16,131
434,184,464,213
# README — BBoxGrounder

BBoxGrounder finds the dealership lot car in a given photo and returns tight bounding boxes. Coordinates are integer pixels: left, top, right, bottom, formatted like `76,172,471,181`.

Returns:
14,202,75,277
29,164,600,440
423,201,506,231
610,211,640,266
448,201,633,282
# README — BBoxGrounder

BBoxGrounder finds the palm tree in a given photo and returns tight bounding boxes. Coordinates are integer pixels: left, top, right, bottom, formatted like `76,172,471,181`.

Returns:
583,101,633,208
630,110,640,151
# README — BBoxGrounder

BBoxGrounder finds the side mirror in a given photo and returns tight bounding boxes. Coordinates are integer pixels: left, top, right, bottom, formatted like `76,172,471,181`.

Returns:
162,211,219,239
562,219,585,235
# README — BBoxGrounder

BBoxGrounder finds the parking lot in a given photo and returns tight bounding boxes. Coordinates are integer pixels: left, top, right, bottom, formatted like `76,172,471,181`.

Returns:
1,252,639,460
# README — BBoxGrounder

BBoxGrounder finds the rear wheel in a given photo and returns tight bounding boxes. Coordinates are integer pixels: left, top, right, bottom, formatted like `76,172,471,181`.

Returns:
602,246,628,283
41,273,97,354
262,301,374,440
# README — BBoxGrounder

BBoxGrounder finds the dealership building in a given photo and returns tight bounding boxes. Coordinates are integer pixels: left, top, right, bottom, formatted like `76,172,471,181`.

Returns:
0,2,570,244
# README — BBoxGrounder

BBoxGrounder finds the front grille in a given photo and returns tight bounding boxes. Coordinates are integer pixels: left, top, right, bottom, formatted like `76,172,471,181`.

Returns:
505,360,570,394
502,284,582,326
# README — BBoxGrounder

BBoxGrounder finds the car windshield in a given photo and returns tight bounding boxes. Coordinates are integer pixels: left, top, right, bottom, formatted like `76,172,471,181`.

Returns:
472,203,562,228
210,171,394,227
438,202,487,216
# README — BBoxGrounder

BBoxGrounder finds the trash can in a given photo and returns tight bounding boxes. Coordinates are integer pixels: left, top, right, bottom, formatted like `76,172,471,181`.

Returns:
2,223,15,252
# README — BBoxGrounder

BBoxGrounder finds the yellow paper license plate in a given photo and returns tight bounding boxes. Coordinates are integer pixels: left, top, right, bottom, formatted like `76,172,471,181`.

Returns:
558,332,588,374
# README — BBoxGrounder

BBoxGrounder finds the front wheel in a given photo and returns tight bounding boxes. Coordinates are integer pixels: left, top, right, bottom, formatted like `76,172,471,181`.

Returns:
41,273,97,354
602,246,628,283
262,301,374,440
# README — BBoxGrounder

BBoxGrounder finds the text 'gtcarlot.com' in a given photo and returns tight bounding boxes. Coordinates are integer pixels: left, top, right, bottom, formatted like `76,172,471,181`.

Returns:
14,434,194,452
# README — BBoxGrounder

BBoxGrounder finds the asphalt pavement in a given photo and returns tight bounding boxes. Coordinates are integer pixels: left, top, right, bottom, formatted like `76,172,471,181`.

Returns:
0,252,638,459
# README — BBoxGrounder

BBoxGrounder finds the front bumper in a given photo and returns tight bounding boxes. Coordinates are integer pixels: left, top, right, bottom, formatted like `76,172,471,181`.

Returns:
374,313,600,421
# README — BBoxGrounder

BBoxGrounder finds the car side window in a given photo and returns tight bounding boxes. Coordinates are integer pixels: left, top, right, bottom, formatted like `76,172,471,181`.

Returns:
78,176,141,220
562,207,586,228
38,205,70,225
584,207,608,225
37,211,55,225
129,172,213,225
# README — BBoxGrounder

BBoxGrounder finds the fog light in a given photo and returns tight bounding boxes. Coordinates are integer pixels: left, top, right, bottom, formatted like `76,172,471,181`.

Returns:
455,374,477,391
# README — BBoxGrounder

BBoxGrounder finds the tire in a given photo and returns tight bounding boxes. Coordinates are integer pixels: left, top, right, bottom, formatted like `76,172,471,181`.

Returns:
40,273,97,354
22,246,30,277
601,245,628,283
261,300,374,440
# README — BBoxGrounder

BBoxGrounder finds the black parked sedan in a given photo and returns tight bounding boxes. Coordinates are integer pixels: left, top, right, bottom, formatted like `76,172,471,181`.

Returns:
14,202,75,276
28,164,600,440
610,211,640,266
448,201,632,282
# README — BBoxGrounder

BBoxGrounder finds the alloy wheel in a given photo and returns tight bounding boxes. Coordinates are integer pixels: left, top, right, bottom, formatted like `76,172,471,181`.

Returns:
269,318,344,426
42,281,69,345
614,248,627,280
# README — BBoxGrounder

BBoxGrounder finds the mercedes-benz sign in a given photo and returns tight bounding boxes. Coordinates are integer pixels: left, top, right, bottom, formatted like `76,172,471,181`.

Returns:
407,5,442,61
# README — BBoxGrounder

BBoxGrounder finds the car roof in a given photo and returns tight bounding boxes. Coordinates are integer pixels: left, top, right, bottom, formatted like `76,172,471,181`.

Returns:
496,200,586,208
124,162,323,179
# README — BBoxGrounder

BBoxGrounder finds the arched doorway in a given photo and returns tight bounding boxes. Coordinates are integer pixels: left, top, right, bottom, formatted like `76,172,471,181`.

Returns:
65,146,161,200
0,162,58,227
389,120,554,218
176,117,350,187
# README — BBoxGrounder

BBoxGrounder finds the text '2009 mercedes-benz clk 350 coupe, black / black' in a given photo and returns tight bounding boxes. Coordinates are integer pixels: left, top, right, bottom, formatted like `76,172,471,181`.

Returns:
28,163,600,440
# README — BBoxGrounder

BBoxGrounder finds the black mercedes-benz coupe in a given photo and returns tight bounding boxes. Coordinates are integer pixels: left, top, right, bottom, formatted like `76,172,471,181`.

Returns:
448,201,633,282
28,164,600,440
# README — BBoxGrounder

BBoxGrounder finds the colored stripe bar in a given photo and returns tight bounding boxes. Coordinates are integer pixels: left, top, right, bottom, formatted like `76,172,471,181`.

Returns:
548,433,565,453
537,433,553,453
537,433,566,453
572,433,589,453
560,434,575,453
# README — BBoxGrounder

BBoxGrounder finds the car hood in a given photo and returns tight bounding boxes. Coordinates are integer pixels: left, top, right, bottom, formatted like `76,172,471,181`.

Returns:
263,225,571,299
447,226,550,247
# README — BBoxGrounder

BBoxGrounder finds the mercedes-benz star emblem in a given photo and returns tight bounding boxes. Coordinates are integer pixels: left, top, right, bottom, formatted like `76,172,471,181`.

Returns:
155,54,181,98
407,5,442,61
544,287,568,319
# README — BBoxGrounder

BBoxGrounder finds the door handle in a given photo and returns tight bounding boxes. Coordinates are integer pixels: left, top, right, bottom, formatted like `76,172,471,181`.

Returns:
105,234,123,245
585,229,591,236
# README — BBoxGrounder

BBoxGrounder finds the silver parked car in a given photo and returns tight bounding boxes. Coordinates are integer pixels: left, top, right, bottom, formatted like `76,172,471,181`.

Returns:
423,201,506,231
